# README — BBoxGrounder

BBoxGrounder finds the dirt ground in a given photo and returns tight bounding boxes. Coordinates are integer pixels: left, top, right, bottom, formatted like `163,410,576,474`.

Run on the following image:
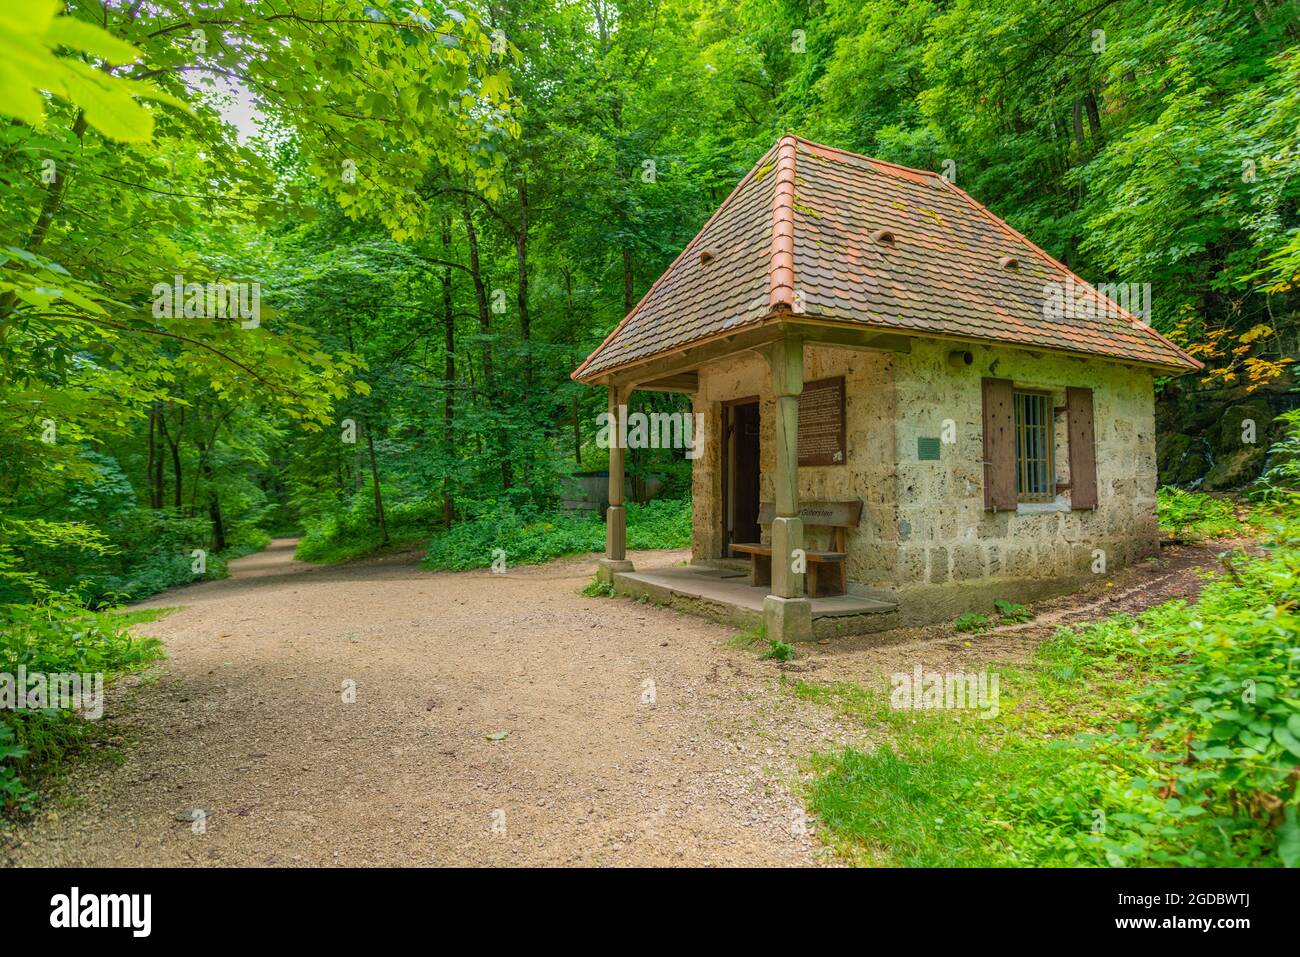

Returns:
0,537,1229,867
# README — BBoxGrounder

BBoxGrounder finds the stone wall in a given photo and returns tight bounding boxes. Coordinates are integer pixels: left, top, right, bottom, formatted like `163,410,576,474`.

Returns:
888,338,1160,619
691,337,1161,622
692,344,896,581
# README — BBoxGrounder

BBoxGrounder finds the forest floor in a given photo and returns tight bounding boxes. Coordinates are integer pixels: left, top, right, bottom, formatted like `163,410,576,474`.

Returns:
0,535,1229,867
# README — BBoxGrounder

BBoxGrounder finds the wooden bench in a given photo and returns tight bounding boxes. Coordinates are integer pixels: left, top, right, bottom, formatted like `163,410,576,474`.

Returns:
730,500,863,597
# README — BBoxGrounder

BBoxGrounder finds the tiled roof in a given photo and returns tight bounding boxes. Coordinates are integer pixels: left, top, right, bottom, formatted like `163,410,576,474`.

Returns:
573,135,1201,381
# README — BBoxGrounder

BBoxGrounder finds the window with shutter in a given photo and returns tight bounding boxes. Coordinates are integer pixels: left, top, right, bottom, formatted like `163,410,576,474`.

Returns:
1013,391,1055,502
981,378,1017,511
1066,387,1098,509
984,380,1099,511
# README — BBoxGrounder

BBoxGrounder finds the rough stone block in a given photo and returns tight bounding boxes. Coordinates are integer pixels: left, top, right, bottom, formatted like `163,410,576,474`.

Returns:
763,595,813,643
596,558,634,582
952,544,982,581
897,545,926,583
928,546,950,583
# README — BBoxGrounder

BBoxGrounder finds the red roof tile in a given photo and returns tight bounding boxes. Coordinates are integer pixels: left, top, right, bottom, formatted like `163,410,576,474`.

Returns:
573,135,1201,381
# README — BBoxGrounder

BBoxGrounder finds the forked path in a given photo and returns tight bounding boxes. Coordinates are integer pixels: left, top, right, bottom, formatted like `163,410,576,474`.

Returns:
3,540,845,866
3,537,1222,867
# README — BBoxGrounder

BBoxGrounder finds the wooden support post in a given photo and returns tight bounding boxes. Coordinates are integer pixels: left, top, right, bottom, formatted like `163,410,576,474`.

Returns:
764,336,812,641
598,382,634,582
769,335,804,599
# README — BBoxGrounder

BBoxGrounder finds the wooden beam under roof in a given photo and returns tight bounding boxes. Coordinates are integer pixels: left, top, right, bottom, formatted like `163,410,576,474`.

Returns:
635,372,699,393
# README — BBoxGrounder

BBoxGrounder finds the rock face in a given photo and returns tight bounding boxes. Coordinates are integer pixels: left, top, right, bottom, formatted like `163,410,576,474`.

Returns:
1155,385,1294,489
1156,432,1209,487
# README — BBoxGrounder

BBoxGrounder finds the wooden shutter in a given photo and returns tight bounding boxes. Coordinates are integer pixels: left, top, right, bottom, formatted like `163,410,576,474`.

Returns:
981,378,1016,511
1066,386,1098,509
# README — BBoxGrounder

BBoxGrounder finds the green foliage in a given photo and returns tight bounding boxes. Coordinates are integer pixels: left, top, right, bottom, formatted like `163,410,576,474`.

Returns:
624,499,694,550
761,639,795,662
727,622,767,650
1254,409,1300,505
0,3,484,634
1157,486,1243,540
17,511,225,607
0,600,166,811
296,493,438,564
580,578,616,598
953,612,990,633
0,0,189,142
421,499,690,572
0,0,1296,846
993,599,1032,624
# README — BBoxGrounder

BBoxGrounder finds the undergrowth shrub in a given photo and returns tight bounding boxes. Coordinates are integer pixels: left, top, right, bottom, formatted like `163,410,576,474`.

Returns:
1,509,246,608
1157,486,1243,541
422,499,691,571
296,493,439,563
0,599,165,812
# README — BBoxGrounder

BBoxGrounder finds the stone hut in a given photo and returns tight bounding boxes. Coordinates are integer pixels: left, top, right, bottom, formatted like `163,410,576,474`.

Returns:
572,135,1201,641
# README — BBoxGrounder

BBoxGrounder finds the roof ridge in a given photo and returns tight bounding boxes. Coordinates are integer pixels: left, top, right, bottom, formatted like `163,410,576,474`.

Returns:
571,141,782,382
768,134,798,312
791,135,941,183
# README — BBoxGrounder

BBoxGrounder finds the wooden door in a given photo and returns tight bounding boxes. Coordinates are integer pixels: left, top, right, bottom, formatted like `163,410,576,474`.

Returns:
728,401,761,549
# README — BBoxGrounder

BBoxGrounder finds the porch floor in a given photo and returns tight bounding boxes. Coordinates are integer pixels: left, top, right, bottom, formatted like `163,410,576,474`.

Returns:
615,564,898,618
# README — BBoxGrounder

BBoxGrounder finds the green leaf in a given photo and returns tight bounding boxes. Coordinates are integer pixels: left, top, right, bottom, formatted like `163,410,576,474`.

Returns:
45,15,140,64
1273,726,1300,759
1279,809,1300,868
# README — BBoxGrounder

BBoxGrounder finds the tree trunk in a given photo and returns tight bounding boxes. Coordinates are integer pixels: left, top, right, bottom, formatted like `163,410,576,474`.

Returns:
0,112,88,329
158,406,184,509
1084,91,1103,142
442,214,456,529
154,412,165,509
208,493,226,552
146,406,159,509
516,172,531,400
171,429,183,509
462,194,512,490
462,196,494,399
199,444,226,552
573,394,582,467
365,420,389,546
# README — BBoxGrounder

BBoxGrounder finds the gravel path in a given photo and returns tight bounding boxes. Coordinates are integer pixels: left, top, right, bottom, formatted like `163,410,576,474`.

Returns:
2,540,858,867
2,537,1225,867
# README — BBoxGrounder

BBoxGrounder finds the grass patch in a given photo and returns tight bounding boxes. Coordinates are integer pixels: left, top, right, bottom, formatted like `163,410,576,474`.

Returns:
993,598,1032,623
581,578,616,598
106,606,180,629
301,497,692,569
761,639,795,661
953,612,989,633
296,497,434,563
726,621,767,650
798,522,1299,866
